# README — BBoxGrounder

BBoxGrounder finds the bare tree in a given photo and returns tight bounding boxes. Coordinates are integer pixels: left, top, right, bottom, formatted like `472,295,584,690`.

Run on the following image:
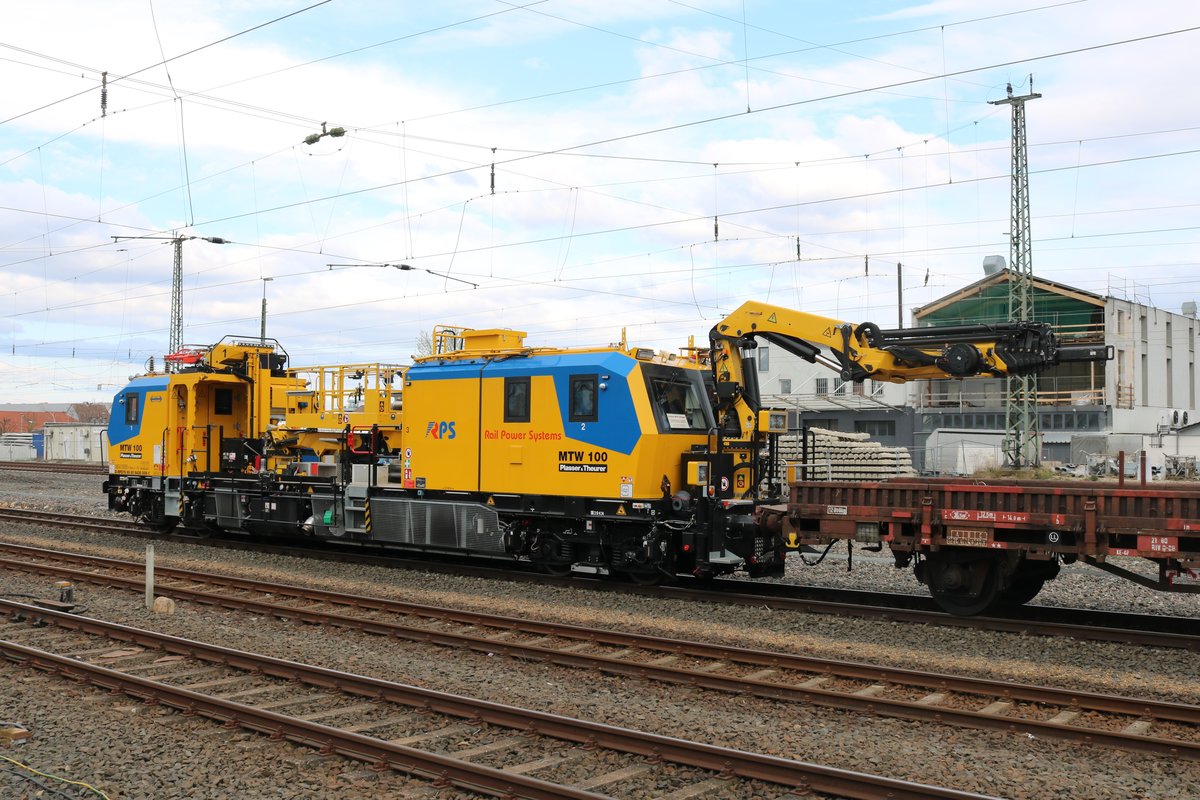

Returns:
414,329,434,358
71,403,111,424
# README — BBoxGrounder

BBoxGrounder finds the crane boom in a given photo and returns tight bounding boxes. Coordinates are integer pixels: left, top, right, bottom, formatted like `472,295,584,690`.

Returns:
709,300,1110,442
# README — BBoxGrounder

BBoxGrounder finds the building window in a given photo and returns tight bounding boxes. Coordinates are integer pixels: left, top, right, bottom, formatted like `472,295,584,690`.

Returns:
1142,354,1148,406
854,420,895,437
757,346,769,372
1167,357,1174,407
779,378,791,394
834,380,846,395
852,381,864,396
124,393,139,425
815,377,828,396
504,377,530,423
569,374,598,422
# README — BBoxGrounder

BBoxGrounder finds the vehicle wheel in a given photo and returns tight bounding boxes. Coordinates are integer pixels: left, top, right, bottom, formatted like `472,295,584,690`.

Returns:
147,516,179,534
997,577,1045,607
622,567,665,586
138,497,177,533
996,559,1057,607
537,561,573,577
926,553,1000,616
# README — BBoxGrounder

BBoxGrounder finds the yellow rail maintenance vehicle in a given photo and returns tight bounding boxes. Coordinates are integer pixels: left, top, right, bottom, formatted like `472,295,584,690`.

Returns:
106,302,1108,591
104,336,404,535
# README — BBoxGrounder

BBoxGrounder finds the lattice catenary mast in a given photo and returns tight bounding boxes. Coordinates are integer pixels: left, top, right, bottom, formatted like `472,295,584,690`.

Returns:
989,80,1042,468
112,234,228,371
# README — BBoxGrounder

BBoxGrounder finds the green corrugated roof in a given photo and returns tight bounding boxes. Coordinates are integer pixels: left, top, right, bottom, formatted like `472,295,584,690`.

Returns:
918,280,1102,329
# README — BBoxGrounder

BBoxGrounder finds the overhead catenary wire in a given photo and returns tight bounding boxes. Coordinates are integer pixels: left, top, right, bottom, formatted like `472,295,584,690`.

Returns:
5,6,1200,394
0,0,336,128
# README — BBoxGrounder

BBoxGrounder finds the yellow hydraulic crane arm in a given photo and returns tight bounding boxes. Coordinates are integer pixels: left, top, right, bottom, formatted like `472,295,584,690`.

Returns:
709,300,1110,441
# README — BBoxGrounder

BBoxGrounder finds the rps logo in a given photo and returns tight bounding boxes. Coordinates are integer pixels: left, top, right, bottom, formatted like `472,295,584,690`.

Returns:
425,420,456,439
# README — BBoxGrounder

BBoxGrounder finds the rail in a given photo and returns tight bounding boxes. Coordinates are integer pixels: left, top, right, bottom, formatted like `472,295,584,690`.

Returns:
3,508,1198,649
0,460,107,474
0,598,996,800
3,542,1198,759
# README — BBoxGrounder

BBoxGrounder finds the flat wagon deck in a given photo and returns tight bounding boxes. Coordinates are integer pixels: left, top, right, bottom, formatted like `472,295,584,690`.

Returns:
780,476,1200,614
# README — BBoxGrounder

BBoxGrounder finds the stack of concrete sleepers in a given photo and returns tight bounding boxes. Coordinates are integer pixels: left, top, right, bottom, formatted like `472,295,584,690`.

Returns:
776,427,915,483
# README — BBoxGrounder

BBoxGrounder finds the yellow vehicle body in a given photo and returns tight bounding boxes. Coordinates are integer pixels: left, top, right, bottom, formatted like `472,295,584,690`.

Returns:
399,328,715,502
107,344,287,478
108,338,404,479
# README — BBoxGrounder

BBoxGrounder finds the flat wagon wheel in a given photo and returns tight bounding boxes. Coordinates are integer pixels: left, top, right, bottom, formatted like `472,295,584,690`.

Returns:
995,558,1059,608
996,576,1045,607
923,550,1001,616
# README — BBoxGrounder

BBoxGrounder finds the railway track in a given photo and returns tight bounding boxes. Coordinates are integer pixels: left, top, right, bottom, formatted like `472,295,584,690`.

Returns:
3,507,1198,650
0,598,995,800
3,540,1199,761
0,460,106,475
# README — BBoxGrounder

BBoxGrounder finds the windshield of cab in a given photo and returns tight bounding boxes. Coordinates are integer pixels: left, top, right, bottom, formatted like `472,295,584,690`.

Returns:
642,363,715,434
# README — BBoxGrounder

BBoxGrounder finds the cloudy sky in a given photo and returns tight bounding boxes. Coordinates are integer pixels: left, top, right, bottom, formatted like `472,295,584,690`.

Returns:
3,0,1198,402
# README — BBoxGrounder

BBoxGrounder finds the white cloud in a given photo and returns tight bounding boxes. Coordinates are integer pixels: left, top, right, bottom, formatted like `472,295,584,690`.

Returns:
3,1,1200,402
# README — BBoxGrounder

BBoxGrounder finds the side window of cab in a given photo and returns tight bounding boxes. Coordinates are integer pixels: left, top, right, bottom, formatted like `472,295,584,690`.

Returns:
124,393,140,425
569,375,598,422
504,377,530,423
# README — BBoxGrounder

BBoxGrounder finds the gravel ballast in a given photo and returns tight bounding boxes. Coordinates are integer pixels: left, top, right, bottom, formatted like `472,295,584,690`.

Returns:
2,469,1200,799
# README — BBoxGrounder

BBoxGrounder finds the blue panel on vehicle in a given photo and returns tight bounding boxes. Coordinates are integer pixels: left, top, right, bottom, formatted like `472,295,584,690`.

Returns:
107,376,170,446
486,352,639,454
409,352,642,454
405,359,486,382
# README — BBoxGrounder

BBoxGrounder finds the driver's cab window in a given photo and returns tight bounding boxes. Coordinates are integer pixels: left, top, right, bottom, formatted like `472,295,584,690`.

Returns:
644,367,713,433
569,375,598,422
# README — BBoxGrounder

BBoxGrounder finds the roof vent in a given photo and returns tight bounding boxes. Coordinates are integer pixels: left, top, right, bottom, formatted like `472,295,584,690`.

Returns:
982,255,1006,276
1183,301,1197,318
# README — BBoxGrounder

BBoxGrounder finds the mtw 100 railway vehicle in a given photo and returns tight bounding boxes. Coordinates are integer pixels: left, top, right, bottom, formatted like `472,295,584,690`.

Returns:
101,301,1196,615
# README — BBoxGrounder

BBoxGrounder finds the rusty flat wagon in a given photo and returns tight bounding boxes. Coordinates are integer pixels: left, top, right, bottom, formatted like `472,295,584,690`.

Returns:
778,475,1200,614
